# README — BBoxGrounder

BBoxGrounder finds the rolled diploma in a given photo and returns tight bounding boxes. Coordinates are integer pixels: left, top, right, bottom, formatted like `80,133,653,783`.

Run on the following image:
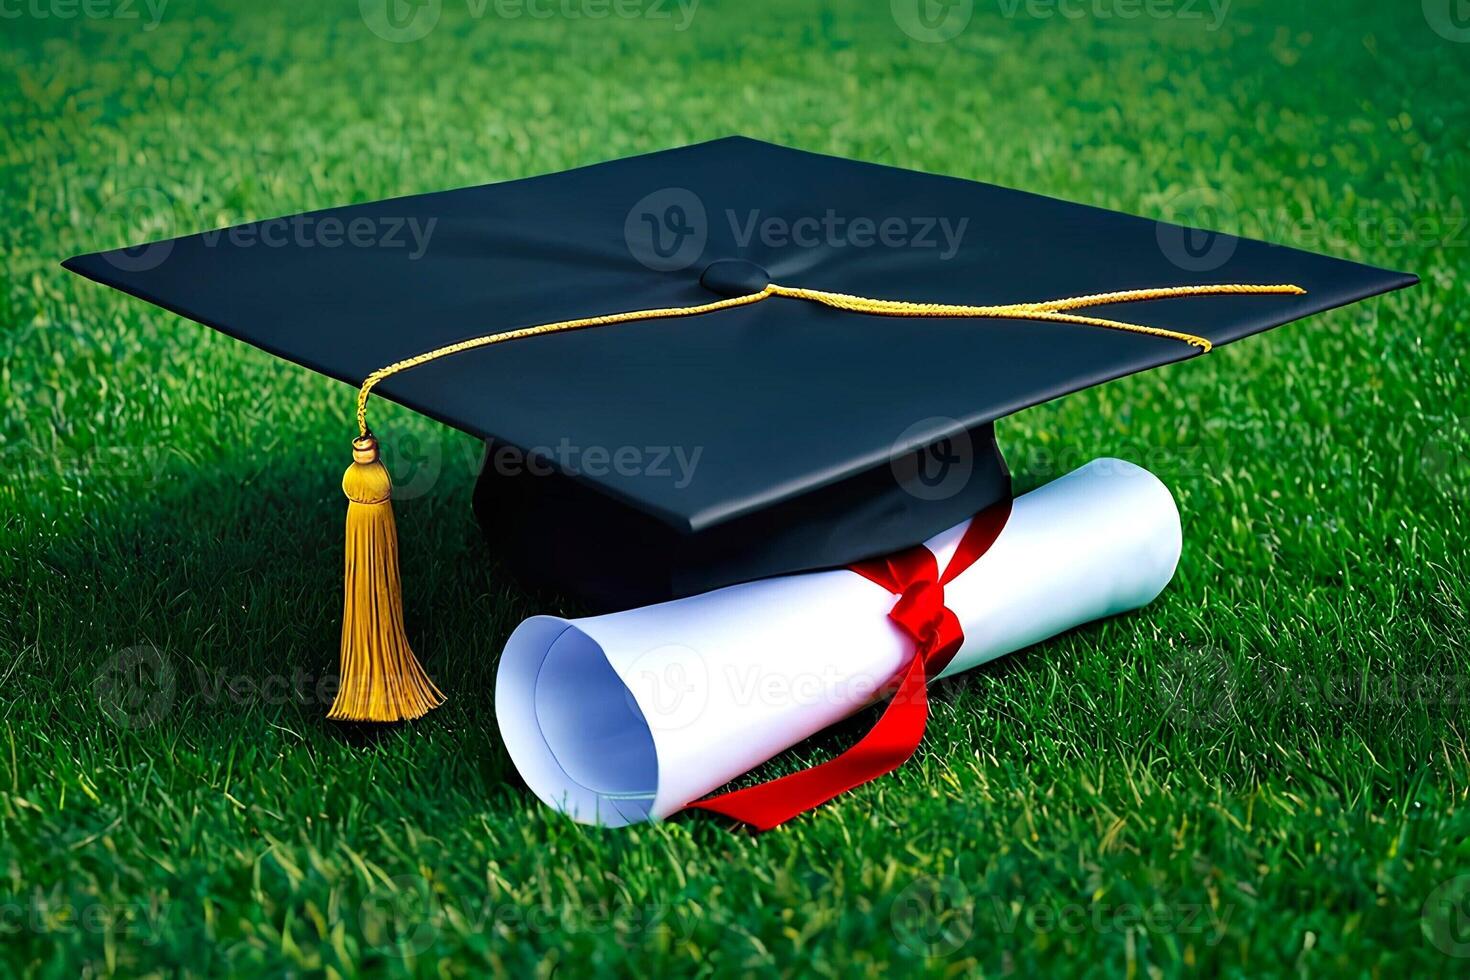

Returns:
497,458,1182,827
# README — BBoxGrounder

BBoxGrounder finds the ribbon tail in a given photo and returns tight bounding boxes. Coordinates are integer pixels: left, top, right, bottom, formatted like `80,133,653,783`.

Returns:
687,653,931,831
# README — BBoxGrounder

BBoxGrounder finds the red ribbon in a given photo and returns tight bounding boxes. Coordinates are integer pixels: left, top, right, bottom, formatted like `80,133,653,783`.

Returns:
688,499,1013,830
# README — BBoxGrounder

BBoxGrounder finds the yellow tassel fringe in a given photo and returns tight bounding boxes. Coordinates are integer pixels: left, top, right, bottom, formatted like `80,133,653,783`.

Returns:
327,435,446,723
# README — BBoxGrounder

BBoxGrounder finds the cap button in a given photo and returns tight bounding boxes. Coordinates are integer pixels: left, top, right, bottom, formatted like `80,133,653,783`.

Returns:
700,259,770,297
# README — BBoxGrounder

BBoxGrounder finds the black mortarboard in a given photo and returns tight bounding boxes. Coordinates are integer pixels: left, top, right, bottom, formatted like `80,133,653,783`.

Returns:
64,136,1415,721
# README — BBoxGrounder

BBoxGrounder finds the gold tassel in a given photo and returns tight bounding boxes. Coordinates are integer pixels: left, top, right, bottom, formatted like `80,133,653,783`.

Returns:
327,435,446,722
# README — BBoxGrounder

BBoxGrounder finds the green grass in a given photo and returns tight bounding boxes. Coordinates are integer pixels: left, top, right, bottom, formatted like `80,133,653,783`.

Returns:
2,0,1468,975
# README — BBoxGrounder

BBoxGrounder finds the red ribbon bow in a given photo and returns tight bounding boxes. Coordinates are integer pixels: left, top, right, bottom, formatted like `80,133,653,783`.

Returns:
689,499,1013,830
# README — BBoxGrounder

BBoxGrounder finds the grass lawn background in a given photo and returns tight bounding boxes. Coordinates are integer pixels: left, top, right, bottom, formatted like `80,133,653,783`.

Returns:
2,0,1468,974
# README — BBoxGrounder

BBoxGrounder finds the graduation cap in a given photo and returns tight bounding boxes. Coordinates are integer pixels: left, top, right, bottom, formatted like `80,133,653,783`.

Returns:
64,136,1415,723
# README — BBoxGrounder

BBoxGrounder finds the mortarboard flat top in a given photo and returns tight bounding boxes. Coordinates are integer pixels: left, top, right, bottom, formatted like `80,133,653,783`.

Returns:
65,136,1415,604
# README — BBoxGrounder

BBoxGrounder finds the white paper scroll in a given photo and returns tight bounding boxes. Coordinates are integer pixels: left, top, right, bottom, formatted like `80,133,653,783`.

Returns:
497,458,1183,827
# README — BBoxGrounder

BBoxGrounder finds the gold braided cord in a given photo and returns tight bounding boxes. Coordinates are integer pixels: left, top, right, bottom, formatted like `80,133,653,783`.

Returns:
356,288,771,436
1012,282,1306,313
774,285,1213,351
356,281,1306,437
